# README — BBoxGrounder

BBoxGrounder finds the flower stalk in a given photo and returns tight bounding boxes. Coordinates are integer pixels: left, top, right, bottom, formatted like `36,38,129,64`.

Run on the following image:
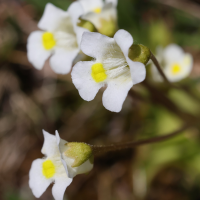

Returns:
91,124,192,156
150,52,170,84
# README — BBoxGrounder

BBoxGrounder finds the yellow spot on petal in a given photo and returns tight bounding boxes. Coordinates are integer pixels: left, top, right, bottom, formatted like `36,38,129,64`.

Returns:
42,160,55,179
93,7,102,14
42,32,56,50
171,63,181,75
91,63,107,83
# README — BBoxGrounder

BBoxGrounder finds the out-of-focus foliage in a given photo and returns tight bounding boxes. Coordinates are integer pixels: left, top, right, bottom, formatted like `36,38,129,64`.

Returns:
1,0,200,200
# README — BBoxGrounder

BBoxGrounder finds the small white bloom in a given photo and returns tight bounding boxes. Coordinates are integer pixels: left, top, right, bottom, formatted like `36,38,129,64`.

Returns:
71,30,146,112
79,0,118,36
27,2,87,74
29,130,93,200
151,44,193,82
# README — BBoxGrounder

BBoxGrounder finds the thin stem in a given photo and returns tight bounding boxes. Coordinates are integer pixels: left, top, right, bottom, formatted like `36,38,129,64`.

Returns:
149,53,200,113
150,52,170,84
92,124,191,156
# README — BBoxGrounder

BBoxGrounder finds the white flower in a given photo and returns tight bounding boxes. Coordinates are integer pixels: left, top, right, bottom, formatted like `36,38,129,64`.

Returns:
79,0,118,36
71,29,146,112
151,44,193,82
29,130,93,200
27,2,87,74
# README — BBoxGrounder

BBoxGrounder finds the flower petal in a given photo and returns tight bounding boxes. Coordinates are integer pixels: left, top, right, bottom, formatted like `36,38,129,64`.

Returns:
50,48,79,74
182,53,193,74
105,0,118,6
62,154,93,178
75,159,93,175
101,2,117,20
52,176,72,200
114,29,133,57
79,0,104,13
81,32,114,59
163,44,184,63
29,159,52,198
68,1,84,29
72,61,103,101
102,80,133,112
68,1,88,47
55,131,70,177
27,31,52,70
38,3,68,32
127,57,146,84
41,130,59,157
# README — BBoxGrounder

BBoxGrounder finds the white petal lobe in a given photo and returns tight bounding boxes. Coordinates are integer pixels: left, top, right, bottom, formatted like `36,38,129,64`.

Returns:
38,3,68,32
27,31,51,70
114,29,133,56
50,49,79,74
72,61,103,101
79,0,104,13
105,0,118,6
127,58,146,84
103,80,133,112
42,130,58,157
81,32,114,59
52,177,72,200
163,44,184,63
29,159,52,198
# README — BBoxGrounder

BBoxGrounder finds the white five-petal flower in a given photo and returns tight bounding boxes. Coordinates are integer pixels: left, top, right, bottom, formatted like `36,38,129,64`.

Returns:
27,2,87,74
29,130,93,200
151,44,193,82
71,29,146,112
79,0,118,36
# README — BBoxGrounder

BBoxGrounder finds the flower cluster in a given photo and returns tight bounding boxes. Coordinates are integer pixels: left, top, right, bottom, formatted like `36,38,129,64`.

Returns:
26,0,194,199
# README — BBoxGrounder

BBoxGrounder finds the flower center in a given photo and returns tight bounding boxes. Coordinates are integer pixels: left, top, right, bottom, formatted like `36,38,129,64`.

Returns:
42,160,56,179
93,7,102,13
171,63,181,75
42,32,56,50
91,63,107,83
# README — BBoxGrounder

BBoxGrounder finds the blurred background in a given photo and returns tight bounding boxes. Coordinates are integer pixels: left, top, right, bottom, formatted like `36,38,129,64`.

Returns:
1,0,200,199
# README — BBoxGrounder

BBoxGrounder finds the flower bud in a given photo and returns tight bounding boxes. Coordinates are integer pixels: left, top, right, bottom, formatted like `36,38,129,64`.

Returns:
64,142,93,168
128,44,151,65
77,18,97,32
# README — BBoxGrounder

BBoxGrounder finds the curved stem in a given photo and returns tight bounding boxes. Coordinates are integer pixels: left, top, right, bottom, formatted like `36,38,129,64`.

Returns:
92,124,191,156
150,52,170,84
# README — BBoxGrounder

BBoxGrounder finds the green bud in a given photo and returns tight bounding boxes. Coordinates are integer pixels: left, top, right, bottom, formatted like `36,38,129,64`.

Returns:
89,155,94,164
128,44,151,65
64,142,93,168
77,18,97,32
99,18,117,37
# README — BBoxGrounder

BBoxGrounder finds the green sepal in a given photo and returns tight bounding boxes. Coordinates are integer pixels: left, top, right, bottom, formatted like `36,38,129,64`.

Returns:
99,18,117,37
77,18,97,32
128,44,151,65
64,142,93,168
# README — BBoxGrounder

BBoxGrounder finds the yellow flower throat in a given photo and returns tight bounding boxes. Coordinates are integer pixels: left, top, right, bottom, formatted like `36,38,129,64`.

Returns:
93,7,102,14
42,32,56,50
42,160,55,179
91,63,107,83
171,63,181,75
